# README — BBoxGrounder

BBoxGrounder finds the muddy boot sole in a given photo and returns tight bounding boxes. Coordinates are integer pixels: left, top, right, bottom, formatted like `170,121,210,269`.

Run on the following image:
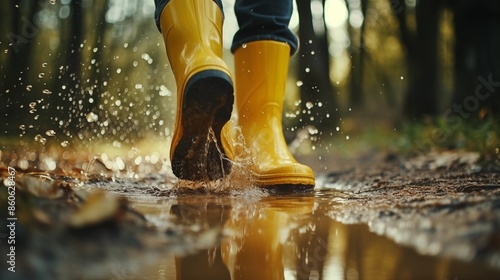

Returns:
171,70,234,181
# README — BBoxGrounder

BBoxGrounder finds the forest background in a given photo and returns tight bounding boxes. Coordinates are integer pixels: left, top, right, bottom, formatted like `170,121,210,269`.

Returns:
1,0,499,157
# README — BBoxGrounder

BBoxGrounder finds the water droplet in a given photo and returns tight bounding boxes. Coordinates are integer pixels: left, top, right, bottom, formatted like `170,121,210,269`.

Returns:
400,76,404,80
159,85,172,96
134,156,142,165
45,130,56,136
86,112,98,122
26,85,33,91
34,134,47,145
296,80,303,87
42,62,48,67
19,125,26,130
305,67,311,73
42,89,52,95
60,141,69,147
38,73,45,78
242,43,247,48
50,0,56,4
115,157,125,170
141,53,153,64
308,127,319,135
306,102,314,109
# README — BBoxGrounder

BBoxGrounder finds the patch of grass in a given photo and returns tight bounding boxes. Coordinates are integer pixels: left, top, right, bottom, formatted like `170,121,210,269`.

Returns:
316,116,499,161
396,117,500,158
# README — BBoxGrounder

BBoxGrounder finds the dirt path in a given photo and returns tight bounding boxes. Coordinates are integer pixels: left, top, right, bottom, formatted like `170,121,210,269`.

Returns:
1,150,500,279
314,151,500,270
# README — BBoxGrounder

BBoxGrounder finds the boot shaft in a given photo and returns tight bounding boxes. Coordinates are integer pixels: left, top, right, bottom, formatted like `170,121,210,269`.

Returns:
233,41,291,123
160,0,226,89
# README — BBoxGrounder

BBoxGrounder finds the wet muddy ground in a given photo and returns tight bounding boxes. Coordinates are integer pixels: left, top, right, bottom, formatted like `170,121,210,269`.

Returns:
1,150,500,279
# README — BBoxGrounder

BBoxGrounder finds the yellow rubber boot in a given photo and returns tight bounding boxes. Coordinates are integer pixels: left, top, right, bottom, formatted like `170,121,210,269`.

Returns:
160,0,234,181
222,41,315,190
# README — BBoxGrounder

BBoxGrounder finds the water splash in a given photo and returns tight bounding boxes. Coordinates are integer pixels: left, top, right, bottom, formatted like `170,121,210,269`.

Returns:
34,134,47,145
45,130,56,137
172,126,261,194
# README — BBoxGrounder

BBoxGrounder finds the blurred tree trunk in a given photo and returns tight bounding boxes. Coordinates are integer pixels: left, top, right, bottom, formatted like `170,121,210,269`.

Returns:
347,0,368,108
450,0,500,117
68,0,84,132
52,0,85,135
1,1,40,136
87,0,109,119
296,0,337,134
390,0,441,119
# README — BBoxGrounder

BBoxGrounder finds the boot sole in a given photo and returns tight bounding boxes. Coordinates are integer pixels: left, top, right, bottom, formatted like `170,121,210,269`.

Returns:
171,70,234,181
256,175,316,193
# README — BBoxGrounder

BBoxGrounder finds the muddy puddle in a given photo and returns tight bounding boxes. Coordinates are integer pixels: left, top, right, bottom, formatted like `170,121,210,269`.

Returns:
2,151,500,279
120,189,499,280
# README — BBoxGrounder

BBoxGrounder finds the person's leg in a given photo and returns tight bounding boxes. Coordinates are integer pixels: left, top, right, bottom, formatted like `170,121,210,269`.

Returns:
223,0,315,189
231,0,298,54
154,0,223,32
157,0,234,181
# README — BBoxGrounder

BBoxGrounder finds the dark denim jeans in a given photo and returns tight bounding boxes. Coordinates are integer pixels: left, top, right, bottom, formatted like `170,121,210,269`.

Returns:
154,0,298,54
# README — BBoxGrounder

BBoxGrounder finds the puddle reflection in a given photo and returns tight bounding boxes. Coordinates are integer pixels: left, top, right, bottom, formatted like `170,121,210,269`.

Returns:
131,193,499,280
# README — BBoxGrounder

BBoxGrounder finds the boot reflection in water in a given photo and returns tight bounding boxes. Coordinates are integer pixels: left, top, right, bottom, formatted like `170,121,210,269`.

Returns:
154,0,315,189
170,197,314,280
221,197,314,280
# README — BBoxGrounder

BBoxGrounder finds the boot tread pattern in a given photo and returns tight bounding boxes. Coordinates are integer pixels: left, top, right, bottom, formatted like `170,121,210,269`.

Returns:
172,70,234,181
